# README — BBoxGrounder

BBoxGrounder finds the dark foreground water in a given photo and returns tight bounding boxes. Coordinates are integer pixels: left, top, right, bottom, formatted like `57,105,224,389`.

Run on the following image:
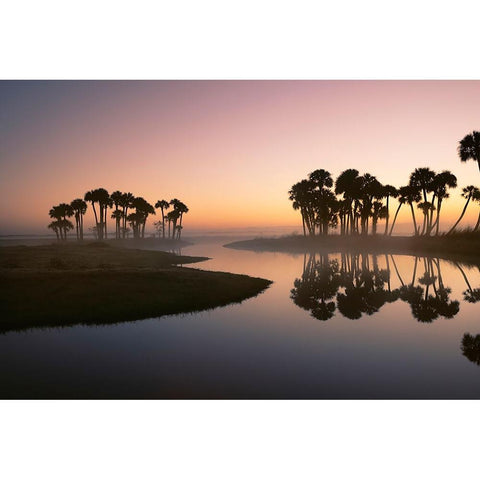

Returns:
1,238,479,399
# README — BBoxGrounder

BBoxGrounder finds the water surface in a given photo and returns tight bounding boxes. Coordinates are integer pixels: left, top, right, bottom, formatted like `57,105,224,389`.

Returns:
1,238,479,398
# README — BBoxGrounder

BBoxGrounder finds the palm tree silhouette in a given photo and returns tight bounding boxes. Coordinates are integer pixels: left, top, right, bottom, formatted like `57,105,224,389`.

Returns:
447,185,479,234
120,192,135,238
335,169,360,236
131,197,155,238
458,131,480,173
403,185,422,235
111,209,123,239
430,171,457,235
49,203,74,240
382,184,398,235
471,189,480,232
409,168,436,234
47,220,61,240
110,190,124,239
70,198,87,241
154,199,170,239
461,333,480,365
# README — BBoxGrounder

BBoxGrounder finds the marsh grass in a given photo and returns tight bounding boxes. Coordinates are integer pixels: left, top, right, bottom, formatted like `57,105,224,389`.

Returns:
0,242,272,333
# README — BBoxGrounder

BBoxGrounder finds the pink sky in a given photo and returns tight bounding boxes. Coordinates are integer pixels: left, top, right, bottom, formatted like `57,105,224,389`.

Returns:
0,80,479,235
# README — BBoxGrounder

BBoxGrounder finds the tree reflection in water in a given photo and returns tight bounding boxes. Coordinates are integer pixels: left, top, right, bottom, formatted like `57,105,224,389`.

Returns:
461,333,480,366
290,252,470,322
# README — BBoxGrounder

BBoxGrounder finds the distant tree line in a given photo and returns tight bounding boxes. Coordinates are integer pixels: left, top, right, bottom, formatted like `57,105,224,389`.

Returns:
48,189,188,241
289,131,480,237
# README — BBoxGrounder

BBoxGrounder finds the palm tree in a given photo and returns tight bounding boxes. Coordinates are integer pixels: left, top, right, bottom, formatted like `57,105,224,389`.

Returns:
388,189,407,236
49,203,74,240
335,169,360,236
49,206,64,240
382,185,398,235
416,201,435,236
155,199,170,239
289,180,314,236
409,168,436,234
166,210,179,239
371,200,387,235
120,192,135,238
169,199,183,238
84,189,100,238
447,185,480,234
47,220,61,241
175,201,189,239
430,171,457,235
110,190,124,239
111,209,123,239
458,131,480,173
132,197,155,238
403,186,422,235
473,189,480,232
70,198,87,241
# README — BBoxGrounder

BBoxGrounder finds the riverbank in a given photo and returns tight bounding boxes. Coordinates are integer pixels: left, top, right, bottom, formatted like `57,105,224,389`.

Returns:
225,232,480,266
0,242,272,333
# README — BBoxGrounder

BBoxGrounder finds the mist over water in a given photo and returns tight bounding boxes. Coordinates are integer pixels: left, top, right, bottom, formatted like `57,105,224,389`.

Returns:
1,238,479,399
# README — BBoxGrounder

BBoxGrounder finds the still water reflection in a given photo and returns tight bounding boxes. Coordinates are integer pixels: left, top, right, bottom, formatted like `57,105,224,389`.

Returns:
0,238,479,398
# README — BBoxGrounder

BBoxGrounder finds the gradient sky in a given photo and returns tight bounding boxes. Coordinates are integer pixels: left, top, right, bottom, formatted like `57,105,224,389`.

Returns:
0,80,479,235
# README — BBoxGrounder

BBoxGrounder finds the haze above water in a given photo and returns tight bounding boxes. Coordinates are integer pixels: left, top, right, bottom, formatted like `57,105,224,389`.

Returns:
1,232,479,399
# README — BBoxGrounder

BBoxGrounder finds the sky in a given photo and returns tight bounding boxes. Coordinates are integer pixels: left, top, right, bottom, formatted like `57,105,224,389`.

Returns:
0,80,479,235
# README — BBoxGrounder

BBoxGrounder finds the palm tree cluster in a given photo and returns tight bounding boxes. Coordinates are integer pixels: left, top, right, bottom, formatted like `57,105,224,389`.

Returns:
289,131,480,236
48,188,188,241
289,167,478,237
154,198,189,240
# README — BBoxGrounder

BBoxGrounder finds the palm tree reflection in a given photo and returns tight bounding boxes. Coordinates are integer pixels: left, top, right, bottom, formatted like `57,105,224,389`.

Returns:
461,333,480,366
291,253,464,322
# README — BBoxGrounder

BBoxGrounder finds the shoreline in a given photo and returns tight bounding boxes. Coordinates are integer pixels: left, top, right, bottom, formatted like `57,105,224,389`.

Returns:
225,233,480,266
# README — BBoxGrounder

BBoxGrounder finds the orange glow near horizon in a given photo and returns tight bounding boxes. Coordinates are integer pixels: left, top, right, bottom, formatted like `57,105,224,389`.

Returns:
0,80,479,235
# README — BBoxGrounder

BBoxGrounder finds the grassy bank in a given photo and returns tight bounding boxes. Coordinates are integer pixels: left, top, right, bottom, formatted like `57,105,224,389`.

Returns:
225,231,480,265
0,243,272,333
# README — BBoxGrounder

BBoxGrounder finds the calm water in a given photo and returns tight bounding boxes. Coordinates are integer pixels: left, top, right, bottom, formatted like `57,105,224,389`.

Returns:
1,238,479,399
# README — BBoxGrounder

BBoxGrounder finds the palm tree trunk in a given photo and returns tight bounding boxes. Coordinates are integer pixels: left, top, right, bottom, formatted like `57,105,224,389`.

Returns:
447,194,472,235
433,200,442,236
409,202,418,236
161,209,165,239
384,196,390,235
390,254,404,287
474,211,480,231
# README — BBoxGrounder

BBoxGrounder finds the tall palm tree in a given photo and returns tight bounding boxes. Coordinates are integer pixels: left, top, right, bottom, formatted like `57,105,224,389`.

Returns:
84,189,101,239
49,206,65,240
175,201,189,239
388,188,408,236
335,169,360,236
110,190,124,239
458,131,480,173
409,168,436,234
447,185,480,234
382,185,398,235
289,180,314,236
403,186,422,236
154,199,170,239
47,220,61,241
111,209,123,239
430,171,457,235
120,192,135,238
49,203,74,240
132,197,155,238
472,189,480,232
70,198,87,241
